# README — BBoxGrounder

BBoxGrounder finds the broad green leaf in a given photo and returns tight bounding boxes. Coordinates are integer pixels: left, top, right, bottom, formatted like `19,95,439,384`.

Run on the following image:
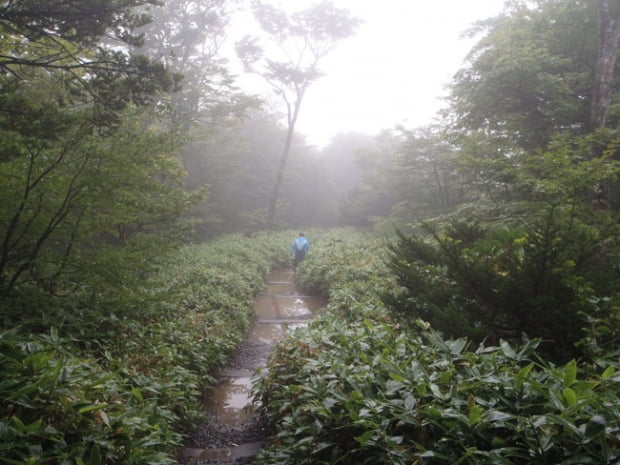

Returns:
484,410,513,423
89,444,102,465
323,398,338,409
564,359,577,387
25,419,42,433
562,387,577,407
386,380,404,395
293,436,315,447
448,338,467,355
500,340,517,359
429,383,444,399
355,430,376,446
468,404,483,426
404,394,416,410
389,372,406,383
363,319,375,331
601,366,616,379
131,386,144,403
11,415,27,432
78,403,109,414
515,362,535,390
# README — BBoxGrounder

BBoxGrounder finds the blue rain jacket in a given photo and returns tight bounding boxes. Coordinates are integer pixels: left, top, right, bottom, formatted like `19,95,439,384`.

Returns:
291,236,310,255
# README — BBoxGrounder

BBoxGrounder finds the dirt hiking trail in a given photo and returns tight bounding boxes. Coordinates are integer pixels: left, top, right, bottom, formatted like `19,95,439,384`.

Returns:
179,268,326,464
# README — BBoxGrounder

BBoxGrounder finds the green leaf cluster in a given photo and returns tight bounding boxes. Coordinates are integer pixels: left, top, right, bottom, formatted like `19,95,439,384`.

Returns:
384,143,620,360
253,231,620,464
255,316,620,465
0,331,181,465
0,231,293,464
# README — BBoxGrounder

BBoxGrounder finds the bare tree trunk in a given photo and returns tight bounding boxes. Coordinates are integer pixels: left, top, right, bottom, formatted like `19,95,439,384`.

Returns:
266,93,304,229
589,0,620,208
591,0,620,129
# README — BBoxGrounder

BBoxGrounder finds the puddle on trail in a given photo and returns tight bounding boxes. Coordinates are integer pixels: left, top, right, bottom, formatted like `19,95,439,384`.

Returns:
267,269,295,282
202,269,326,427
254,294,327,319
266,282,296,294
250,323,285,344
249,321,309,344
203,377,255,425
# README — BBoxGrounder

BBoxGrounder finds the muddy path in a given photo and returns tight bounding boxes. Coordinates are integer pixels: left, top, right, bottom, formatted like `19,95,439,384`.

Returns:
179,269,327,464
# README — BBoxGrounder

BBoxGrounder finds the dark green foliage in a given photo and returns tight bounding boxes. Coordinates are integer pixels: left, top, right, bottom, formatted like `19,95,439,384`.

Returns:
254,231,620,465
0,101,195,298
0,330,181,465
0,232,293,464
0,0,178,125
133,0,241,128
293,228,391,303
450,0,598,150
0,0,158,49
384,140,620,360
255,317,620,465
385,213,620,360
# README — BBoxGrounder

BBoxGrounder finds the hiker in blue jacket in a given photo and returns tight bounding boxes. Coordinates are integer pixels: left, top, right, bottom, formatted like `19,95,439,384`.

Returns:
290,233,310,270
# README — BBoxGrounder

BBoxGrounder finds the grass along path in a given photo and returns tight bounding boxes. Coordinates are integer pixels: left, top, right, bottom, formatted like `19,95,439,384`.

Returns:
179,267,327,464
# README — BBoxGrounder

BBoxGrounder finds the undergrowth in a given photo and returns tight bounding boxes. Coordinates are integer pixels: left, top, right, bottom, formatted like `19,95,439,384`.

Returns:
253,228,620,465
0,231,294,465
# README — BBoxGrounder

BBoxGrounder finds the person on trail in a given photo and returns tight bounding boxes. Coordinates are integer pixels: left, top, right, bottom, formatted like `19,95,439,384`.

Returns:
290,233,310,270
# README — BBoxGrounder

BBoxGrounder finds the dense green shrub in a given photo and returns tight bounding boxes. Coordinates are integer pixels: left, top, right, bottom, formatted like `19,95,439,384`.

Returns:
385,212,620,360
0,231,293,464
0,330,181,465
255,317,620,465
294,228,394,319
254,229,620,465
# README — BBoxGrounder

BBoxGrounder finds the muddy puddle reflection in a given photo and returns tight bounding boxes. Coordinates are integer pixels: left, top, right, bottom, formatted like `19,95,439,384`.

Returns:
254,294,327,320
203,377,255,425
249,321,310,344
267,269,295,282
203,269,326,427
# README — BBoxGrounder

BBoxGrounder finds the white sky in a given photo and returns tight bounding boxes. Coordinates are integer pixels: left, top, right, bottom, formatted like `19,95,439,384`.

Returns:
229,0,507,147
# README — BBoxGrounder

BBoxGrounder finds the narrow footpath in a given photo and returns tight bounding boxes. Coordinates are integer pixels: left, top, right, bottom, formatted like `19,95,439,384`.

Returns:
179,268,326,464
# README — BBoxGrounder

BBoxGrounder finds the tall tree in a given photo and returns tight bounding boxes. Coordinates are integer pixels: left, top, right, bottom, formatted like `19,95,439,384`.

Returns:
182,108,342,235
340,131,405,227
236,0,358,227
319,132,375,207
134,0,245,129
182,110,285,235
0,0,197,296
450,0,598,151
591,0,620,129
0,99,193,297
0,0,176,120
397,126,465,214
450,0,620,208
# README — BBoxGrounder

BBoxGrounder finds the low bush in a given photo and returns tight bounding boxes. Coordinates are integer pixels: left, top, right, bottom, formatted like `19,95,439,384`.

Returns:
254,229,620,465
385,213,620,360
294,227,394,319
1,231,293,464
255,317,620,465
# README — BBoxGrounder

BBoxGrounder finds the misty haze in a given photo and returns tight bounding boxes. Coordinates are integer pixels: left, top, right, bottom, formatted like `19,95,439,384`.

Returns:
2,1,620,464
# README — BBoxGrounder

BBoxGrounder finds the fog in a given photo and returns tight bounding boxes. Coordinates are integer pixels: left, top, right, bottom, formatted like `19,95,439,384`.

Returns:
227,0,507,146
133,0,508,232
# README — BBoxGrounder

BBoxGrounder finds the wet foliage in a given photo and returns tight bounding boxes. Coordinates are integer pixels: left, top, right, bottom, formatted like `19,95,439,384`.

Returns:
253,229,620,465
0,232,293,464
